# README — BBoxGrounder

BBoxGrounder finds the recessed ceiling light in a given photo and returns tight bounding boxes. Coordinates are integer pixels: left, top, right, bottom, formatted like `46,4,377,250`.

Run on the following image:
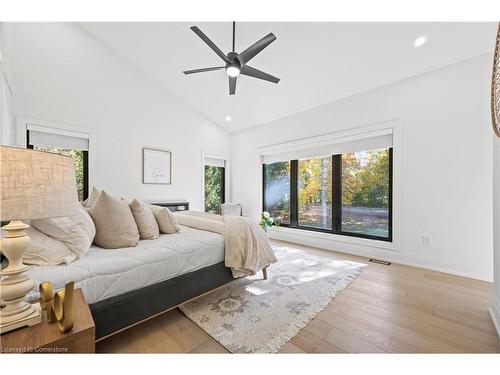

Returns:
414,36,427,47
225,116,232,122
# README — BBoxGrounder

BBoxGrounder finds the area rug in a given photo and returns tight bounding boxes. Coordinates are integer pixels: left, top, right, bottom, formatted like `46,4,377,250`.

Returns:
179,244,366,353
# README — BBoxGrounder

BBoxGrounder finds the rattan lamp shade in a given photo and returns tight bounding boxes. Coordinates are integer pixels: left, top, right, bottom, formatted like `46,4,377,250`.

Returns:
0,146,79,221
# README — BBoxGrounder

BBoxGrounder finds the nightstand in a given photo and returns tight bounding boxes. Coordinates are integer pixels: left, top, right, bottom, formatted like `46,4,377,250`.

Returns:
0,289,95,353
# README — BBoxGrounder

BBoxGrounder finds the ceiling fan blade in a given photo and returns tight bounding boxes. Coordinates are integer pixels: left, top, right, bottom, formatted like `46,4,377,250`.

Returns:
229,76,237,95
183,66,225,74
237,33,276,66
240,65,280,84
190,26,230,63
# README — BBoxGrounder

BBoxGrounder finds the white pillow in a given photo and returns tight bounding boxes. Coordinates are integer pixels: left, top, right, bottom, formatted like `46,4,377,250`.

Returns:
31,205,95,258
24,227,77,265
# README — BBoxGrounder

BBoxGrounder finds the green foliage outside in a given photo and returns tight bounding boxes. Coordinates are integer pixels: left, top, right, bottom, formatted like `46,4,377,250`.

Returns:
298,156,332,228
263,149,390,233
204,165,224,214
263,161,290,223
342,149,390,208
298,156,332,206
32,146,86,202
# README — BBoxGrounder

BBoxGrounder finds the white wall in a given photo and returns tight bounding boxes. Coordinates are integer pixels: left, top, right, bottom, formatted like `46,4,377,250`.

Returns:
491,136,500,336
6,23,230,210
0,22,13,145
231,55,494,281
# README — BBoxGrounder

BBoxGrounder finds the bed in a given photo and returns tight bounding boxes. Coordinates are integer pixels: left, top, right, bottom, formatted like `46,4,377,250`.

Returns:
25,225,234,340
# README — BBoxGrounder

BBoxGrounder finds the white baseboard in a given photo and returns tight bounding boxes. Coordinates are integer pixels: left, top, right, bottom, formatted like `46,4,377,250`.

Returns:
268,228,492,282
489,295,500,339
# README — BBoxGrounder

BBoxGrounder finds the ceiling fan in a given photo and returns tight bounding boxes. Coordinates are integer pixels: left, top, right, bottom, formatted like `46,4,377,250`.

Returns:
183,22,280,95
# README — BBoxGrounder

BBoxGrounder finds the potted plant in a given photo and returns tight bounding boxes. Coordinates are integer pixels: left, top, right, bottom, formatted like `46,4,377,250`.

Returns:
259,211,280,232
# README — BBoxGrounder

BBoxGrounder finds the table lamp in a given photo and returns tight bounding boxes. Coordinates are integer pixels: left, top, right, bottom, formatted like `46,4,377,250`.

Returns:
0,146,79,334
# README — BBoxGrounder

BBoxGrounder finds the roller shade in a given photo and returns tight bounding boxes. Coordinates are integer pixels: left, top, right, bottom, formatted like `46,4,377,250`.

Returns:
204,156,226,168
28,126,89,151
261,130,393,164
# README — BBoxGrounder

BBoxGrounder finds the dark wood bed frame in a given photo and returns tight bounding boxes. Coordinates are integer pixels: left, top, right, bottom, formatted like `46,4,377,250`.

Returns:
90,202,267,342
91,261,234,341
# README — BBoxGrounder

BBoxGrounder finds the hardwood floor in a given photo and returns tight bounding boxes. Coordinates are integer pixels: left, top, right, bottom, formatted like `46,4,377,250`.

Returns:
96,240,500,353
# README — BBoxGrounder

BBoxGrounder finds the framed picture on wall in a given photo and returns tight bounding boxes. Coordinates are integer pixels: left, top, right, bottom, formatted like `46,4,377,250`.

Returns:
143,147,172,184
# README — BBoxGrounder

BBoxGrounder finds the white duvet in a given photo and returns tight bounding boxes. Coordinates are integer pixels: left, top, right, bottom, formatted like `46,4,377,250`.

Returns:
25,225,224,304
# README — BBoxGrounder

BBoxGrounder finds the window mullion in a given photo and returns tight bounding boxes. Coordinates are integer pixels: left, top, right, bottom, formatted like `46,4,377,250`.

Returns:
388,148,393,242
83,150,89,200
290,160,298,227
332,154,342,234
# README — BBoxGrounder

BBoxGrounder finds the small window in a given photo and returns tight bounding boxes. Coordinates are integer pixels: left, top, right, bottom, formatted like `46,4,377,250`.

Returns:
204,165,225,214
27,130,89,202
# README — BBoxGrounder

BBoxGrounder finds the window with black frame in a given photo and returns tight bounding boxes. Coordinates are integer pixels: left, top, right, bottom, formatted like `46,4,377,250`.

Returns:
27,129,89,202
263,147,392,241
262,161,291,225
204,163,225,215
203,155,228,214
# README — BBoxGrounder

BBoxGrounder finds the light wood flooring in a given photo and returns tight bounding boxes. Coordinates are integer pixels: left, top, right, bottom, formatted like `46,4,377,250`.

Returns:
96,240,500,353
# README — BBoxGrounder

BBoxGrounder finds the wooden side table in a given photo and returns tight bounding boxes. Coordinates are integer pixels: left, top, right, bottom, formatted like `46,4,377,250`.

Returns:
0,289,95,353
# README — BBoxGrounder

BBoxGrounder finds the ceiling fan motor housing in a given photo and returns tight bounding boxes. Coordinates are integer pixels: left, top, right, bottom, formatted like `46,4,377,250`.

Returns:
226,52,241,70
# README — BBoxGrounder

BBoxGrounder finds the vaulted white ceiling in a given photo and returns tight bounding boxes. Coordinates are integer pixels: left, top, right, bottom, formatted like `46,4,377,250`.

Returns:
79,22,497,133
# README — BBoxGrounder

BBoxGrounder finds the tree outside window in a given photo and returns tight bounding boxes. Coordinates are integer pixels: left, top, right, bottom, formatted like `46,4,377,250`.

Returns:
32,146,86,202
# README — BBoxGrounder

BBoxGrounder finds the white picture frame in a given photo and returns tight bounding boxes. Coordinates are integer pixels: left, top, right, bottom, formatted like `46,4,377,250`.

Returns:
143,147,172,185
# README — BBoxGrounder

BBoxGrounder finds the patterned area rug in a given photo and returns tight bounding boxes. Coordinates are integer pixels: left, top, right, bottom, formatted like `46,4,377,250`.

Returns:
180,244,366,353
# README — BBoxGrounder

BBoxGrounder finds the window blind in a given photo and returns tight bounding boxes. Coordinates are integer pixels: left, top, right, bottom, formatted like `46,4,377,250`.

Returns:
261,130,393,164
27,125,89,151
204,156,226,168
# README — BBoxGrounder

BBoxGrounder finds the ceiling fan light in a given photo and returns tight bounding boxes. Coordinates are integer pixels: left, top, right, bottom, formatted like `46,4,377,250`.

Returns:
226,66,240,77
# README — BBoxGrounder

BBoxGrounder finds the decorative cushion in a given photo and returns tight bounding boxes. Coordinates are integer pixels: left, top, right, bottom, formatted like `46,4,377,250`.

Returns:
24,227,77,265
88,191,140,249
82,186,102,208
149,205,180,234
31,204,95,259
129,199,159,240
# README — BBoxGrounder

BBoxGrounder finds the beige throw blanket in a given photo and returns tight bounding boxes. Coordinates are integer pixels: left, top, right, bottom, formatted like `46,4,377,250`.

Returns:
173,211,277,278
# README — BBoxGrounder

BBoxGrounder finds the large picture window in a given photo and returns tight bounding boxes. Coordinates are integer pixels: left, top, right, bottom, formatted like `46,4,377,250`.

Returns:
263,148,392,241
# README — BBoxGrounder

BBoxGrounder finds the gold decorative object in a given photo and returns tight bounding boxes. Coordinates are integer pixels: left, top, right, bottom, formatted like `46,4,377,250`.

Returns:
39,282,56,323
492,22,500,137
0,146,79,334
39,281,75,333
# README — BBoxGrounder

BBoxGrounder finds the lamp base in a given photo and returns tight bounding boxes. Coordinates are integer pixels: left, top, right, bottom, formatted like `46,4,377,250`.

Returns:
0,302,41,334
0,220,42,334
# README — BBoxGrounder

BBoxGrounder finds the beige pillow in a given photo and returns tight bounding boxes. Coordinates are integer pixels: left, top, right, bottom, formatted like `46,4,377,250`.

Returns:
82,187,102,208
149,205,180,234
88,191,140,249
24,227,77,265
31,205,95,259
130,199,159,240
